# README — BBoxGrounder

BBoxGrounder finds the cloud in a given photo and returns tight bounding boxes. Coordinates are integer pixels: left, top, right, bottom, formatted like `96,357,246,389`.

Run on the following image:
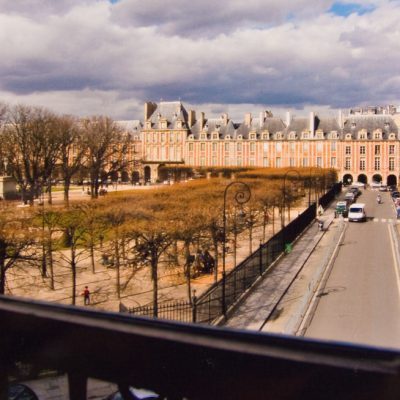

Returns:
0,0,400,121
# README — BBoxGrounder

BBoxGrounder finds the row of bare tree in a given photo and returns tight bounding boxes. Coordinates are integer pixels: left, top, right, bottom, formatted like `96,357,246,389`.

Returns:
0,176,314,315
0,103,133,205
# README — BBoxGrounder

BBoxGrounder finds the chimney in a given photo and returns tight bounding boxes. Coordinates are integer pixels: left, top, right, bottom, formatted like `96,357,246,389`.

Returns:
259,111,264,128
338,109,343,129
285,111,291,127
199,112,205,129
245,113,252,127
188,110,196,127
310,112,315,135
144,102,157,121
222,113,228,126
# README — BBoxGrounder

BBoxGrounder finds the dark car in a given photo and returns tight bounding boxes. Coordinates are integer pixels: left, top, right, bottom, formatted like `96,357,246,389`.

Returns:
391,191,400,199
349,187,361,197
389,185,398,192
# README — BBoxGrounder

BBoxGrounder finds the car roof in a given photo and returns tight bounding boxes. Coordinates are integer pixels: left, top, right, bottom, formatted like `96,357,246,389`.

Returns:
337,201,347,205
349,203,365,207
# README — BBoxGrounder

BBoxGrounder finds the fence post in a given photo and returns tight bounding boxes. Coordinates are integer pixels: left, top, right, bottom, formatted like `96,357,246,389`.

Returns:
222,271,226,315
192,290,197,323
259,240,263,276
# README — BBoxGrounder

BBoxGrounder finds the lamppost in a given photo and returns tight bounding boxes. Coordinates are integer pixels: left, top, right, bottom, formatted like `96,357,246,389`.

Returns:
222,181,251,315
282,169,301,227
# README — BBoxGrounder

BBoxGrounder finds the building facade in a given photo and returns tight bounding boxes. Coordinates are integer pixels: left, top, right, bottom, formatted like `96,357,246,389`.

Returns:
119,101,400,185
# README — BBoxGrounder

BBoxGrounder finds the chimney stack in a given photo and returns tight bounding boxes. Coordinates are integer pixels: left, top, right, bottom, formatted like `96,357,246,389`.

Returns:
310,112,315,135
259,111,264,128
338,109,343,129
285,111,291,127
188,110,196,127
144,102,157,121
245,113,252,127
199,112,205,129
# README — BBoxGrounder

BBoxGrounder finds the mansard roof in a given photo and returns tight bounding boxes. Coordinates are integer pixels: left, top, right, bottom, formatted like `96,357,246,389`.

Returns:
343,115,398,139
148,101,189,129
286,117,310,133
315,117,341,133
236,117,285,138
189,118,236,139
116,120,142,132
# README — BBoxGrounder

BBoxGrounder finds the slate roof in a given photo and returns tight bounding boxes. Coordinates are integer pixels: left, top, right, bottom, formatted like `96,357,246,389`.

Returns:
148,101,189,129
343,115,398,139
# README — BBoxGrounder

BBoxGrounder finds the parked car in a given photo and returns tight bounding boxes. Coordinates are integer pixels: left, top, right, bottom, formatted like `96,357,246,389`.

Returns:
352,181,366,188
348,203,367,222
389,185,398,192
335,201,348,217
344,191,355,203
370,181,381,189
391,191,400,199
379,184,388,192
349,187,361,197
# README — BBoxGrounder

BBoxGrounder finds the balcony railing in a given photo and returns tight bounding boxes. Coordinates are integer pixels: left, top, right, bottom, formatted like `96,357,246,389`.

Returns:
1,295,400,399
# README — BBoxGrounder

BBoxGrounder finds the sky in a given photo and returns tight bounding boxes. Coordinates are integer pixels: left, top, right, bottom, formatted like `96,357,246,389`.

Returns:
1,0,400,121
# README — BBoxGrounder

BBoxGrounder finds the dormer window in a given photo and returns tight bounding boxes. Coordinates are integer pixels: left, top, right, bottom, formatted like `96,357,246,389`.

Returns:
249,133,256,140
146,121,152,129
200,133,207,140
351,122,356,129
389,133,396,140
276,133,282,140
225,135,231,140
134,135,139,141
237,135,243,140
189,135,194,140
176,120,182,129
346,133,352,140
359,131,366,140
160,121,167,129
316,129,324,139
330,131,338,139
212,133,219,140
385,122,390,129
302,132,309,139
373,130,382,139
289,131,296,140
262,132,269,140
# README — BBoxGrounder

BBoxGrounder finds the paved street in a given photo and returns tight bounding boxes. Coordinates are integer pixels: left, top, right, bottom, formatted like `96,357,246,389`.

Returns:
304,188,400,348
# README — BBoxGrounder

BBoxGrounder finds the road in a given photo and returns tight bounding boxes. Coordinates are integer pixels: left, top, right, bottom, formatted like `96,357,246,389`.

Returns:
304,188,400,349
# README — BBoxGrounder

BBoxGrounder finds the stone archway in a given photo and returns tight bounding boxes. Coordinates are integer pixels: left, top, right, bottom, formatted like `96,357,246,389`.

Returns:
387,174,397,186
132,171,140,184
144,166,151,183
372,174,382,183
357,174,368,184
120,170,129,183
342,174,353,186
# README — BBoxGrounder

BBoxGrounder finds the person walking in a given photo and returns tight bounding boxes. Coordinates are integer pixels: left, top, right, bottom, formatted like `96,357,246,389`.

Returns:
82,286,90,305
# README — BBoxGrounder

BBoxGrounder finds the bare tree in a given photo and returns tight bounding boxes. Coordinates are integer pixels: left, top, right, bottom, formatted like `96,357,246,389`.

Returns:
81,116,129,198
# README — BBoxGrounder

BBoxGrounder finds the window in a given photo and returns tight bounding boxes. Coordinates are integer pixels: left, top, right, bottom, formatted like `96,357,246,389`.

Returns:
359,132,366,140
290,142,295,151
345,146,351,155
200,143,205,151
200,157,205,166
189,143,193,151
250,133,256,140
212,143,217,152
237,142,242,151
360,158,365,171
250,142,255,152
276,157,281,168
389,145,395,155
316,157,322,167
303,143,309,152
263,142,269,153
360,146,366,155
263,157,269,167
276,143,282,152
200,133,207,140
212,133,219,140
225,142,229,151
161,133,165,143
169,132,174,142
249,158,255,166
224,156,229,166
289,158,295,167
389,158,395,171
375,145,380,155
302,158,308,167
238,157,243,166
316,143,323,152
374,131,381,139
345,157,351,170
374,157,380,171
331,157,336,168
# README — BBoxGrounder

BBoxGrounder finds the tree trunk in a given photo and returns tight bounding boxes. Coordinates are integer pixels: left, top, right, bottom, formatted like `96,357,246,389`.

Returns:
47,237,55,290
212,237,219,283
0,262,5,295
248,226,253,255
115,240,121,299
90,242,96,274
183,240,192,304
71,249,77,306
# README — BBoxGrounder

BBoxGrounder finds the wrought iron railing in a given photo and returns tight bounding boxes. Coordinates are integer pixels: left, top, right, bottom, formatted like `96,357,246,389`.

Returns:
126,184,342,323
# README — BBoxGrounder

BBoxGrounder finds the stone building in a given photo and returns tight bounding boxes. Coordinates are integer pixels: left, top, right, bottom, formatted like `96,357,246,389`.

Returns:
120,101,400,185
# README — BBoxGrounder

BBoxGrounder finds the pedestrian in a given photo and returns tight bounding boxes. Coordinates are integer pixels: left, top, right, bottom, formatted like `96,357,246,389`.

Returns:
82,286,90,305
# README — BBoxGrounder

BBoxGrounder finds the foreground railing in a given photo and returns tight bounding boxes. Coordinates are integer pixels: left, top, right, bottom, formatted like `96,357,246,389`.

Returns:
1,295,400,400
126,183,342,323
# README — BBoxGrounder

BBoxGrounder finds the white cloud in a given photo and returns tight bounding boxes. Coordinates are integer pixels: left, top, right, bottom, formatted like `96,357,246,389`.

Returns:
0,0,400,120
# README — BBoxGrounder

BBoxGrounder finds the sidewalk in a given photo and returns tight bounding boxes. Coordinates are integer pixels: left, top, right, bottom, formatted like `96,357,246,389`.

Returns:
223,205,342,333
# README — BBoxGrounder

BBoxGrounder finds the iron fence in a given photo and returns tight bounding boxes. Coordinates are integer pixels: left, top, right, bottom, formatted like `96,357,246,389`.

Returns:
125,183,342,324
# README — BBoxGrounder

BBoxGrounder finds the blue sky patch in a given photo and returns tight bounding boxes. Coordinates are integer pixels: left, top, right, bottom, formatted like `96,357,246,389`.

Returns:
329,2,376,16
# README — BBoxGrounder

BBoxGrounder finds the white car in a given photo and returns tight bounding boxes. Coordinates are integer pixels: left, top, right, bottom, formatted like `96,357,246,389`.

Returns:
348,203,367,222
370,181,381,189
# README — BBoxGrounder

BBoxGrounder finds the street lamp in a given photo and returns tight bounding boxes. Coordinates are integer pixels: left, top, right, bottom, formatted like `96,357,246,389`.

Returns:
282,169,301,227
222,181,251,315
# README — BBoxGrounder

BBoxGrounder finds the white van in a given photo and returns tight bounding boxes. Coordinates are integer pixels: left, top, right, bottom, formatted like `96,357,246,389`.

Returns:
348,203,366,222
